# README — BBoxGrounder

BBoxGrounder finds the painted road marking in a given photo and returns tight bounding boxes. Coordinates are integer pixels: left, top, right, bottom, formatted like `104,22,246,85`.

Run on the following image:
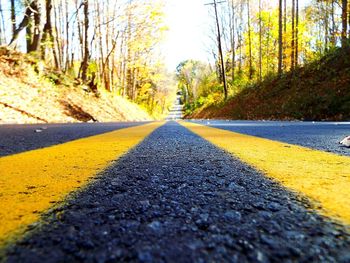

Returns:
180,121,350,225
0,122,164,246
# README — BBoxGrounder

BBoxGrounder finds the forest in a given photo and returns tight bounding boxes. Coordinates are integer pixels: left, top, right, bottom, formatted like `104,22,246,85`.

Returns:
0,0,349,121
0,0,174,118
177,0,350,120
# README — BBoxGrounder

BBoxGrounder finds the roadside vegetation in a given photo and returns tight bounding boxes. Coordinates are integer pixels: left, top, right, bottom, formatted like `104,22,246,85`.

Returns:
177,0,350,121
0,0,176,124
0,47,152,123
184,47,350,120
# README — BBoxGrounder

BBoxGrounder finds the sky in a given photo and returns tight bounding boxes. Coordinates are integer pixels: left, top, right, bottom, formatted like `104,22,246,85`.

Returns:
162,0,311,71
162,0,213,70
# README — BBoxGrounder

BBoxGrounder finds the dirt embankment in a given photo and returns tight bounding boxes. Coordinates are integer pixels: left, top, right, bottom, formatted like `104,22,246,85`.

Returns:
0,47,152,124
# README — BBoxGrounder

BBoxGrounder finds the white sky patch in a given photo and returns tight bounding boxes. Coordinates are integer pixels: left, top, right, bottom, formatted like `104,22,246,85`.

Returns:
162,0,213,70
162,0,312,71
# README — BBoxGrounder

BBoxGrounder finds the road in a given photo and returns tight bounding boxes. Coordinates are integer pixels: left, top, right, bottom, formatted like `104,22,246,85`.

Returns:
191,120,350,157
0,121,349,262
0,122,147,157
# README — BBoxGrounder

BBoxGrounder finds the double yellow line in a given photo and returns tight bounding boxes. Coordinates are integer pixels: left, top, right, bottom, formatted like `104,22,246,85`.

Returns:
0,122,164,246
180,121,350,225
0,121,349,247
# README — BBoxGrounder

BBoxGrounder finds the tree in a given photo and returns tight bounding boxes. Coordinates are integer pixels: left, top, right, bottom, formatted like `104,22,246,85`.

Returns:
342,0,348,47
258,0,262,81
42,0,59,68
247,0,253,80
11,0,16,37
209,0,228,100
0,0,6,44
295,0,299,67
228,0,236,83
278,0,283,75
81,0,89,83
9,0,38,49
26,0,41,53
291,0,295,70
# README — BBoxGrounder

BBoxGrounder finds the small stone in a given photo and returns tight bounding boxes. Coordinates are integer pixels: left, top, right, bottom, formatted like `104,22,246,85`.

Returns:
256,251,269,263
148,221,162,232
194,213,211,230
209,224,220,233
199,213,209,221
258,211,273,220
108,215,116,221
228,182,245,192
267,202,282,212
186,240,204,250
191,225,199,232
110,180,120,186
260,235,280,249
224,211,242,222
140,200,151,209
138,250,153,263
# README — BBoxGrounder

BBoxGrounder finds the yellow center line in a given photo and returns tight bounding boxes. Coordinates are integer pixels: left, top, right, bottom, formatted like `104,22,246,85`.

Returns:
0,122,164,246
180,121,350,225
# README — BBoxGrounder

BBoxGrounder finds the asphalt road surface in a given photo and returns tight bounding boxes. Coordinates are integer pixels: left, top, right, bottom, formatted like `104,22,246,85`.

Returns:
1,121,349,262
191,120,350,157
0,122,146,157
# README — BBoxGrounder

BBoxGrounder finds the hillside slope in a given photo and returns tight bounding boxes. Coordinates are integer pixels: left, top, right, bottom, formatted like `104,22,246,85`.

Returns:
188,47,350,121
0,48,152,124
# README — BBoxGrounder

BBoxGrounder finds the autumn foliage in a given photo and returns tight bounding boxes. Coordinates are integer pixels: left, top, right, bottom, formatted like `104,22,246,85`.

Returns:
188,47,350,121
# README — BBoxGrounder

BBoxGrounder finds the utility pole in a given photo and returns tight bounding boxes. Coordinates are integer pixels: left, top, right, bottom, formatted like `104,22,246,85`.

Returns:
206,0,228,100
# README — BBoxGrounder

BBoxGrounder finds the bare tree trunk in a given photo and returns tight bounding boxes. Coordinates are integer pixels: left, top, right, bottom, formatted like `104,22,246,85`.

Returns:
247,0,253,80
0,1,6,44
53,1,63,69
213,0,228,99
31,1,41,52
295,0,299,67
331,0,336,45
26,20,33,52
81,0,89,83
258,0,262,81
291,0,295,71
283,0,287,70
229,0,235,83
24,0,41,53
266,13,271,74
42,0,59,68
324,1,329,50
278,0,283,76
65,0,70,71
10,0,16,37
341,0,348,47
126,6,133,99
9,1,37,48
238,1,243,73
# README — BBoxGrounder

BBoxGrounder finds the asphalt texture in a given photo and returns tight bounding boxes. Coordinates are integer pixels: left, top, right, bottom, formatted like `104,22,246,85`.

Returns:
0,122,146,157
192,120,350,156
3,122,350,262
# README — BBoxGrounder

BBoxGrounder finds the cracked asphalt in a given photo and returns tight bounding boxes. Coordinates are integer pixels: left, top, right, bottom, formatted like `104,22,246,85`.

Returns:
2,122,350,262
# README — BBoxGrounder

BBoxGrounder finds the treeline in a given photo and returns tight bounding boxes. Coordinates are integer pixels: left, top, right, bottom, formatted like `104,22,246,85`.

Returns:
177,0,350,110
0,0,173,116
